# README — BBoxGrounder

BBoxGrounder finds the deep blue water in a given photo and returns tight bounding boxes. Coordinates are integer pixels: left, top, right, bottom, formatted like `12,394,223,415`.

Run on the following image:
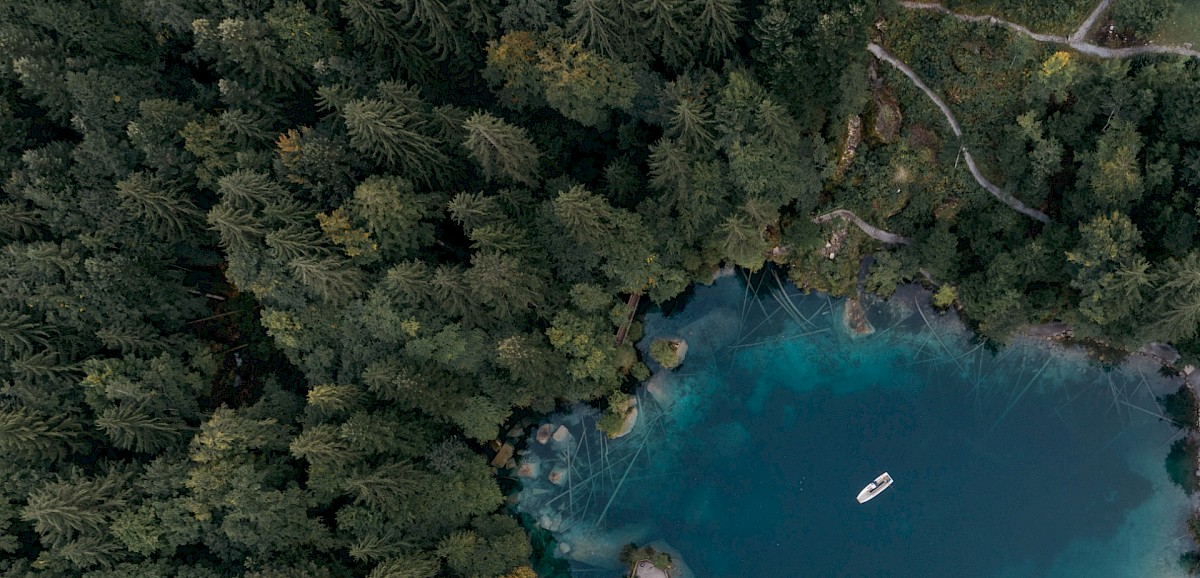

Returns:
516,275,1190,578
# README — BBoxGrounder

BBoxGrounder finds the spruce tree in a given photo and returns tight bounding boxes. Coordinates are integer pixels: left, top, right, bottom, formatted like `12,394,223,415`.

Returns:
462,111,541,186
565,0,619,57
448,191,502,231
0,407,83,461
115,172,201,240
95,403,185,454
341,98,447,183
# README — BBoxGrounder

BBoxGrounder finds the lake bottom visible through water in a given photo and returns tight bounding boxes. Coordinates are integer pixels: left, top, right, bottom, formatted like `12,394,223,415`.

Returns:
515,277,1192,578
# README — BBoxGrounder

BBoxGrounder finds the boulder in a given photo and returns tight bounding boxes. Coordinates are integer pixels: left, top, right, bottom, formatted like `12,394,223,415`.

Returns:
1140,342,1181,365
552,425,573,444
842,297,875,337
516,461,540,478
646,371,677,409
647,541,694,578
548,465,568,485
634,560,668,578
612,404,639,439
536,423,552,444
709,264,736,284
490,443,514,468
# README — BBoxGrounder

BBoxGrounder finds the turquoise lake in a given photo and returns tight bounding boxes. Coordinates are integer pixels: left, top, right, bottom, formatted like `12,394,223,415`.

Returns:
515,274,1192,577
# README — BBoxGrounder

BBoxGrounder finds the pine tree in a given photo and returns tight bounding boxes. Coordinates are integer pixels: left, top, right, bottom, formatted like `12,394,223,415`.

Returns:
54,533,124,569
469,222,531,254
191,17,304,92
207,201,267,252
464,252,544,319
666,97,716,154
21,471,130,548
399,0,460,59
219,108,273,145
428,265,472,318
348,176,436,259
288,255,368,304
95,403,185,454
343,462,421,510
448,192,502,232
647,138,692,193
535,37,638,127
0,309,51,356
1147,252,1200,342
0,407,83,461
565,0,619,57
692,0,739,61
0,202,42,240
340,0,430,73
341,98,447,183
306,385,363,420
94,322,164,355
265,224,328,261
216,170,286,209
10,349,77,387
716,212,767,270
289,424,359,468
552,185,616,241
115,172,201,240
635,0,694,69
462,112,541,186
385,260,432,304
127,99,201,179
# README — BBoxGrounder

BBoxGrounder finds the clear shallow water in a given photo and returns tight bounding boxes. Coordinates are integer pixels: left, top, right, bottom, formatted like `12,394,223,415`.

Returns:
516,275,1191,578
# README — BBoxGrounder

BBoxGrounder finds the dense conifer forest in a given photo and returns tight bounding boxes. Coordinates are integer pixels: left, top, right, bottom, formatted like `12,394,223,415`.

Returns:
0,0,1198,575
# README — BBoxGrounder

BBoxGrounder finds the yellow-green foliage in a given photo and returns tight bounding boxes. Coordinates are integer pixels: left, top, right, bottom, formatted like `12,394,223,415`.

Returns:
649,338,682,369
933,284,958,310
595,390,631,438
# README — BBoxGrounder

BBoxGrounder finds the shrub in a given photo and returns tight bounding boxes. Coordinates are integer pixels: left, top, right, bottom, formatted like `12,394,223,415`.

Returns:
649,338,682,369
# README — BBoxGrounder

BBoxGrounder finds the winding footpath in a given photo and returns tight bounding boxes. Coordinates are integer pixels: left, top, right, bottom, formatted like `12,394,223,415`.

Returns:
867,43,1052,224
812,209,913,245
899,0,1200,59
864,0,1199,225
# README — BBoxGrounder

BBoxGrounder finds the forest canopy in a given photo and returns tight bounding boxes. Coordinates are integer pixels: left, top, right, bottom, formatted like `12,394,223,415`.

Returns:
0,0,1199,576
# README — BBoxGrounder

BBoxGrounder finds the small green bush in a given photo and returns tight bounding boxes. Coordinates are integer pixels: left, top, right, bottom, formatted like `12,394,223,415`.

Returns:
649,338,682,369
932,285,958,310
596,391,631,438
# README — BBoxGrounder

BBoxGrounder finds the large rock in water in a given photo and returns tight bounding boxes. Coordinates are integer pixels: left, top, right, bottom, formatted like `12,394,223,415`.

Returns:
612,404,639,439
646,371,679,409
634,560,668,578
646,541,694,578
842,297,875,337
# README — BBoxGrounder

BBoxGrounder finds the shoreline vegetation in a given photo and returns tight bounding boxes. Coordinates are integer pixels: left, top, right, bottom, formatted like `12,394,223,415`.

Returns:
2,0,1200,575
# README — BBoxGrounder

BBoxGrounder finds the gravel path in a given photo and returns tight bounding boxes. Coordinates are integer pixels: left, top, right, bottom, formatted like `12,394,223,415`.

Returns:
812,209,913,245
898,0,1200,59
866,43,1052,224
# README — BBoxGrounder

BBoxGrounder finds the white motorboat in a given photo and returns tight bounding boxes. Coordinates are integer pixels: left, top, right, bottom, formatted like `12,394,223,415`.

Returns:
856,472,893,503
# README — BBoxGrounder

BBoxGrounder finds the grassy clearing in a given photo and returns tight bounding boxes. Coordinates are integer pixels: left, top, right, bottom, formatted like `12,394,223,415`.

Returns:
943,0,1096,35
1150,2,1200,46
